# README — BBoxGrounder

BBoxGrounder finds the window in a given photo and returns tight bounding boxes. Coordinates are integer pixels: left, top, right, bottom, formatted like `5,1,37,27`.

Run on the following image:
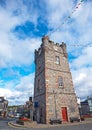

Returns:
39,48,42,55
56,56,60,64
37,79,40,92
58,76,63,87
40,107,43,116
38,60,41,70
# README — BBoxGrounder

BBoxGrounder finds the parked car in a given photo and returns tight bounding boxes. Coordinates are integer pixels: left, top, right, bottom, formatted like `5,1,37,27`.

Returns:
8,114,14,118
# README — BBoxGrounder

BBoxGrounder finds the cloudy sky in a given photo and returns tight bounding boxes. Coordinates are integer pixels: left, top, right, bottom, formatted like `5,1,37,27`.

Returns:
0,0,92,105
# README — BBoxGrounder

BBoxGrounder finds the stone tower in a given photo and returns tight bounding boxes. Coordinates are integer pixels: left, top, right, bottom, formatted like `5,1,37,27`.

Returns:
34,36,79,124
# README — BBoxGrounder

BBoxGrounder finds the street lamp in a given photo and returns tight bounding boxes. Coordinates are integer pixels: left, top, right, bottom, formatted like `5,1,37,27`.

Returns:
53,90,57,119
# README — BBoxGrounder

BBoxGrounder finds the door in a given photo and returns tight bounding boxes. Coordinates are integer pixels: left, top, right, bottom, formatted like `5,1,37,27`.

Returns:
61,107,68,122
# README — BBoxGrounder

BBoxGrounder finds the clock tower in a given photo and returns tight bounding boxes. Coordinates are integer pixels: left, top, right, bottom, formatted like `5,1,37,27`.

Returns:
34,36,80,124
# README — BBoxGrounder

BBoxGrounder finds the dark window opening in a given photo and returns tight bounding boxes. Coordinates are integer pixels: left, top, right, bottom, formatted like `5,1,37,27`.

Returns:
56,56,60,64
58,76,63,87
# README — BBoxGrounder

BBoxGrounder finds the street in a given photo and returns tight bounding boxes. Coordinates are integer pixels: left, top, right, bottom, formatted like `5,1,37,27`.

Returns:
0,117,92,130
0,117,16,130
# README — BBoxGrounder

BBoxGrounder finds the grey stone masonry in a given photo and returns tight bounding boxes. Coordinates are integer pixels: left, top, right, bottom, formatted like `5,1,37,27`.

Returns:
34,36,80,124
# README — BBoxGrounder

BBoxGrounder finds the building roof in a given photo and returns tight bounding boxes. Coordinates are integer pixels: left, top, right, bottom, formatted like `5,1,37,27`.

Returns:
0,97,8,103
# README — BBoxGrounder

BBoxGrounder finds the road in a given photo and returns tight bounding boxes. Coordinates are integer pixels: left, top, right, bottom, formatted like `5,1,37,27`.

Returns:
0,117,92,130
0,117,16,130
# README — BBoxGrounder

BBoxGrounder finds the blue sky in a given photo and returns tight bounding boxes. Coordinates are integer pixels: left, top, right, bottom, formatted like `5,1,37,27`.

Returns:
0,0,92,105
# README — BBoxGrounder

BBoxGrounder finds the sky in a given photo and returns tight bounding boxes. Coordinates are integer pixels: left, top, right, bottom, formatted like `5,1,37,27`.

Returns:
0,0,92,106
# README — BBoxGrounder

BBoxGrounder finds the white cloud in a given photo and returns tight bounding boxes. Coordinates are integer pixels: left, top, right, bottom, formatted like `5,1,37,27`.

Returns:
0,0,92,105
0,73,34,105
46,0,73,28
0,0,40,68
0,0,38,31
16,73,34,93
72,67,92,99
46,0,92,46
70,46,92,69
0,88,20,98
69,35,92,100
0,35,41,67
7,37,41,66
0,0,91,68
0,0,39,105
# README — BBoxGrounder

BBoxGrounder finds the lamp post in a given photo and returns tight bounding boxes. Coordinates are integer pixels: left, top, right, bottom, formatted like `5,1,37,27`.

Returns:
53,90,57,119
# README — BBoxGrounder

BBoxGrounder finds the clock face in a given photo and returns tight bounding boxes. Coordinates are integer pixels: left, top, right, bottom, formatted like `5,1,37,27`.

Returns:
54,46,63,53
53,46,58,51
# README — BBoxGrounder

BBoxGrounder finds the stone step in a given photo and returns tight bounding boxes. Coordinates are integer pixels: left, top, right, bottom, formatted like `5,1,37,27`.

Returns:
24,121,37,127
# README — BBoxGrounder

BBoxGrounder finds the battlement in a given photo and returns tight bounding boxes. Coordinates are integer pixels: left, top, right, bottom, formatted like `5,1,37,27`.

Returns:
35,36,67,58
41,35,66,48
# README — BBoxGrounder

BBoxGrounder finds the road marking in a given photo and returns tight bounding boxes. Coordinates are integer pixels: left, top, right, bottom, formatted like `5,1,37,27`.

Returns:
8,122,26,129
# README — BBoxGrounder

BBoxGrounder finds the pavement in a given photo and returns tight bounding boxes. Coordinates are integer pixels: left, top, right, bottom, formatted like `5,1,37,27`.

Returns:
8,120,92,129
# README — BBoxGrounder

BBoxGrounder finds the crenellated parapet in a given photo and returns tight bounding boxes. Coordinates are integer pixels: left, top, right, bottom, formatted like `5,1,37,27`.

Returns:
35,36,68,59
42,36,67,57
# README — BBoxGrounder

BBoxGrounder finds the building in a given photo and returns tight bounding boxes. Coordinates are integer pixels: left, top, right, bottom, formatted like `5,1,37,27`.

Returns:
0,97,8,117
88,97,92,114
77,97,81,115
25,97,33,119
81,97,92,115
34,36,80,124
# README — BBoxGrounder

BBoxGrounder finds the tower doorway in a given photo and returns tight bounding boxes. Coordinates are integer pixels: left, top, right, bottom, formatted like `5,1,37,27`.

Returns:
61,107,68,122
